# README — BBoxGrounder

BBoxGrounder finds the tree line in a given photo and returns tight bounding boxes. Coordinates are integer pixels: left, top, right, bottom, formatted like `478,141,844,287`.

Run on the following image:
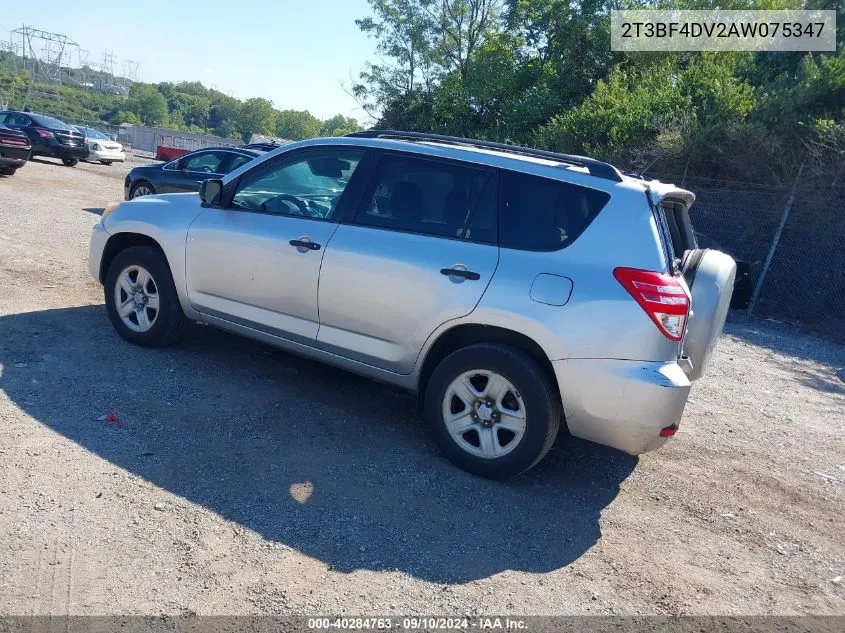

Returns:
0,52,362,142
352,0,844,183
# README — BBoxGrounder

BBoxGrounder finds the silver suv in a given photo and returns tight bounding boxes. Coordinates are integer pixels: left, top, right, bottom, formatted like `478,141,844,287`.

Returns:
89,131,736,478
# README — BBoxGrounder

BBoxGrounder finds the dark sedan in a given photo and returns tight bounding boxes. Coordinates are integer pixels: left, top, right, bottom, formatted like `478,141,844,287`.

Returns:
0,124,31,175
0,110,88,166
125,147,263,199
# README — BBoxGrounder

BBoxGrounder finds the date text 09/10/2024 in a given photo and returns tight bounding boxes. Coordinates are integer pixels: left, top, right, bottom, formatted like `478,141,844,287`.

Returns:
307,617,528,630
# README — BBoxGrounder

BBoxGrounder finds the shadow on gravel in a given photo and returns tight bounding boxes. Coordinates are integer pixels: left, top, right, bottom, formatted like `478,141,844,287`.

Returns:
0,305,637,584
29,157,70,168
724,312,845,394
83,207,105,215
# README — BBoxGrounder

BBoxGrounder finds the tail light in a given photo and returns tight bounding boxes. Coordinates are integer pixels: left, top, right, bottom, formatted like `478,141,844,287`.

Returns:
83,137,89,145
35,128,54,139
0,136,28,146
613,267,690,341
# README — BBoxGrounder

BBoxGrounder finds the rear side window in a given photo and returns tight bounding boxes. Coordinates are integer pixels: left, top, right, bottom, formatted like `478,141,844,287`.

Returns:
30,113,72,131
499,171,610,251
0,113,31,126
183,151,226,174
354,153,496,243
222,153,254,173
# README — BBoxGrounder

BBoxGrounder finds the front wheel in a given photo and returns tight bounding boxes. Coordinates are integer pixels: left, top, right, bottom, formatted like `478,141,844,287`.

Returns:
104,245,187,347
424,344,561,479
61,158,79,167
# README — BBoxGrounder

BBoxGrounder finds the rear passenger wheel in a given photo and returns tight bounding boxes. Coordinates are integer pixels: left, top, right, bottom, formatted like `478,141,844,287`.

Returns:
104,246,186,347
100,161,113,166
0,167,16,176
61,158,78,167
424,344,560,479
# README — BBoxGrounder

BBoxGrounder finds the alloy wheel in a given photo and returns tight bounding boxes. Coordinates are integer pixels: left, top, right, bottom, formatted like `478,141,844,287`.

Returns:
132,185,153,198
113,265,160,332
442,369,527,459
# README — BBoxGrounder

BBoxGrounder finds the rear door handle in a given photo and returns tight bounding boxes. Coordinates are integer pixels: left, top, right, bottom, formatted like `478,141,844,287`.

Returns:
290,239,321,251
440,267,480,281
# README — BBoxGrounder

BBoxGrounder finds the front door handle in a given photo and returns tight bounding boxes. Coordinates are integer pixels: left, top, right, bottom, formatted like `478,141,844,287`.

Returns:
290,239,321,251
440,267,480,281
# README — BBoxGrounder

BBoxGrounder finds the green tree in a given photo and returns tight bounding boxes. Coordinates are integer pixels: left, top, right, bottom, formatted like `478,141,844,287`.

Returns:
430,0,501,83
237,97,277,141
276,110,323,140
209,92,242,137
320,114,363,136
114,110,141,125
168,92,211,128
355,0,438,115
126,85,169,126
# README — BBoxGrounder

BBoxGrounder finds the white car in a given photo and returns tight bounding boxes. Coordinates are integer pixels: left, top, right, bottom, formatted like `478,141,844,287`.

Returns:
74,126,126,165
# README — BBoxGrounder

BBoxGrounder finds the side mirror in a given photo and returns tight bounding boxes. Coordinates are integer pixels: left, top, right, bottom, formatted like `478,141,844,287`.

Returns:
199,178,223,206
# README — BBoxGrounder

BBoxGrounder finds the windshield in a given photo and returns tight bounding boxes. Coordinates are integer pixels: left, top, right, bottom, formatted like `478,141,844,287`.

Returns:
29,113,73,131
85,128,110,140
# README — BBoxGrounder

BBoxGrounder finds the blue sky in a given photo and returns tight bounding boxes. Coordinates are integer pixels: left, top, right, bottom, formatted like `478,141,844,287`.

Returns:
0,0,378,121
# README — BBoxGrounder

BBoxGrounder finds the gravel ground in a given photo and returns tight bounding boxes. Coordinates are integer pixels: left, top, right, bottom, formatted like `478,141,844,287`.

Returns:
0,158,843,616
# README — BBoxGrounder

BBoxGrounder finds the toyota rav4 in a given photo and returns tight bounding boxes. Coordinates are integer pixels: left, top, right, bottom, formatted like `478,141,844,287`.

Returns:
88,131,736,478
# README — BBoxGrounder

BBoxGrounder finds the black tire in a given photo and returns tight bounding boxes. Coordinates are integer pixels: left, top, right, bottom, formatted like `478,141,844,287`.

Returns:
423,343,561,479
129,180,156,199
104,245,187,347
100,161,113,166
61,158,79,167
0,167,16,176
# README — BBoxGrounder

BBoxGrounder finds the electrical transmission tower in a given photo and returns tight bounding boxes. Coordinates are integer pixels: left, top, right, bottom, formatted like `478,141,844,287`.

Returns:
0,40,22,108
0,39,22,59
99,49,116,77
11,25,78,115
75,48,91,88
122,59,140,88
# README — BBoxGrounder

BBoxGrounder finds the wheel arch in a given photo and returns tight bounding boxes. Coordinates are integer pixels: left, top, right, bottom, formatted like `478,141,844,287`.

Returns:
99,232,168,284
416,323,561,414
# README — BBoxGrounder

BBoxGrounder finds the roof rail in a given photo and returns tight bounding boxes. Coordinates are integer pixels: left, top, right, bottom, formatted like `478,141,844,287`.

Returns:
347,129,623,182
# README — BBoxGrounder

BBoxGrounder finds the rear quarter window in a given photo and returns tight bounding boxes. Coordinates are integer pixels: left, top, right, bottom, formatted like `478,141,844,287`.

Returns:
30,114,72,131
499,171,610,251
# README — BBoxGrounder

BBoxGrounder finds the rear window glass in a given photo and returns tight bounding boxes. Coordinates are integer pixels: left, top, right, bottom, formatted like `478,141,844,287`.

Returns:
499,171,610,251
30,113,73,131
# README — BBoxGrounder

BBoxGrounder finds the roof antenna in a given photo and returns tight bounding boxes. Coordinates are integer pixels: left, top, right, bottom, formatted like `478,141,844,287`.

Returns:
637,154,662,180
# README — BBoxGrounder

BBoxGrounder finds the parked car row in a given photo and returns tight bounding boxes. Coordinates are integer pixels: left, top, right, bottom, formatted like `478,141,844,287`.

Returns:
89,130,737,478
0,109,125,175
125,147,264,199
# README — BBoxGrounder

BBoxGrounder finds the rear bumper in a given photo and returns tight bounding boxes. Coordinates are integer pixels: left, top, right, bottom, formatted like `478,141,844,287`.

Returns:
0,145,31,164
35,142,89,159
553,358,692,455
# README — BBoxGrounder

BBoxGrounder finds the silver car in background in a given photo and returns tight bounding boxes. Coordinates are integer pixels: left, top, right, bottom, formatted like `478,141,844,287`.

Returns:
73,126,126,165
88,131,736,478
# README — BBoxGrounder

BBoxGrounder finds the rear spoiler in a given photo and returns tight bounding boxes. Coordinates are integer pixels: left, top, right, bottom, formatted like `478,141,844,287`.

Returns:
647,184,695,209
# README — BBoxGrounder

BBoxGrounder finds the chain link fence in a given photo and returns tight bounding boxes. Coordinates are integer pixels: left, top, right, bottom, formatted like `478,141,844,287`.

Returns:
659,172,845,340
